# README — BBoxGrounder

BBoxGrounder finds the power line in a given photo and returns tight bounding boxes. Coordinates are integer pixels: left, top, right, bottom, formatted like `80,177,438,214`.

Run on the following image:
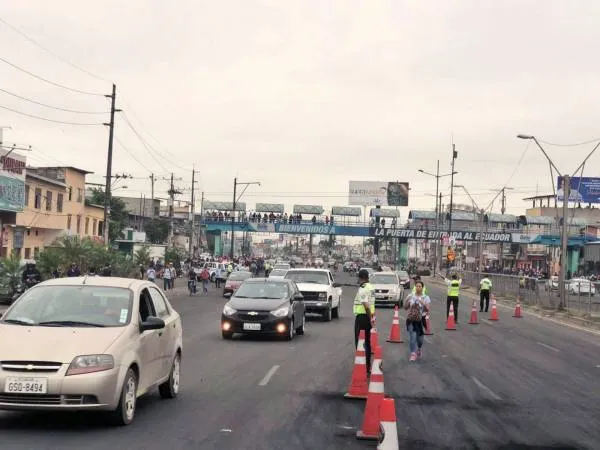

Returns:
0,55,104,96
0,16,112,85
0,87,109,114
0,104,103,125
114,137,153,173
118,112,170,172
538,137,600,147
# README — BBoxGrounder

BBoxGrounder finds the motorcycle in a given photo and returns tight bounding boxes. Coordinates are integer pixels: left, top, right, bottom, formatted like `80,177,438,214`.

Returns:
12,278,40,303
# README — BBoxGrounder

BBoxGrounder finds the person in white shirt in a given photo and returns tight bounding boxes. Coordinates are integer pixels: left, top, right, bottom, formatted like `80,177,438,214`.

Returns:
163,263,173,290
146,267,156,283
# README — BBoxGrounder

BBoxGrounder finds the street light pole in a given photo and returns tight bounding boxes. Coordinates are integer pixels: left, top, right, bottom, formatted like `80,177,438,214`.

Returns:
517,134,600,309
449,144,458,236
230,178,260,258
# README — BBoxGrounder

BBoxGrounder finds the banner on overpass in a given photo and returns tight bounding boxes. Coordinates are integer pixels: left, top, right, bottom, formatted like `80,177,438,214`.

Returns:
370,228,512,242
279,224,336,234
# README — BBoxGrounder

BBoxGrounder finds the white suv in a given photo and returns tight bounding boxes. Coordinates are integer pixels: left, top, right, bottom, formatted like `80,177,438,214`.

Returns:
284,268,342,321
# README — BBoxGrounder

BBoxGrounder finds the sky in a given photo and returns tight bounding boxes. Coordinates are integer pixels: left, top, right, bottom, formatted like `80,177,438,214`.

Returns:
2,0,600,221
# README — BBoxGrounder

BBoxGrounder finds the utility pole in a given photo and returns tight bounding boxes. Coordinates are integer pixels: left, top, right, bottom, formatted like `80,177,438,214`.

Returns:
168,173,175,247
231,177,260,258
448,143,458,237
199,191,204,249
103,84,120,246
149,173,156,216
189,167,199,257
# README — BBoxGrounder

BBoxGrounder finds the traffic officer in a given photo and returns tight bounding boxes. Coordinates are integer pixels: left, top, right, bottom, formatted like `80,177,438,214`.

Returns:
354,268,375,374
479,274,493,312
445,273,462,323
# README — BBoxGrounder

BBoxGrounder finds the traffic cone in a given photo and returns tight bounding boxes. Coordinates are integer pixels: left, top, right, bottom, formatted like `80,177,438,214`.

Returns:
344,330,369,399
513,297,523,318
377,398,399,450
489,295,499,321
445,302,457,330
424,314,433,335
468,301,479,325
357,346,384,441
386,305,404,343
370,320,380,355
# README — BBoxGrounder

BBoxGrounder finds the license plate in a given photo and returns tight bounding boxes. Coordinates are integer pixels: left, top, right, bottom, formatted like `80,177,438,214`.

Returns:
243,323,261,331
4,377,48,394
375,294,385,299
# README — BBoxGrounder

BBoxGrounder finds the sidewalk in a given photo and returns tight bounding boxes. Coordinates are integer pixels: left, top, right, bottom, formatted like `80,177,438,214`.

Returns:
425,275,600,334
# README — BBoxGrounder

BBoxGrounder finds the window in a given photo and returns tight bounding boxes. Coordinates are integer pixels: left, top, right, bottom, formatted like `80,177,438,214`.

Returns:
46,190,53,211
93,219,97,235
148,287,170,318
68,186,72,201
77,188,83,203
139,289,156,322
33,247,40,259
24,185,30,206
85,217,90,235
98,220,104,237
34,188,42,209
76,215,81,234
57,193,63,213
67,214,72,230
24,248,31,259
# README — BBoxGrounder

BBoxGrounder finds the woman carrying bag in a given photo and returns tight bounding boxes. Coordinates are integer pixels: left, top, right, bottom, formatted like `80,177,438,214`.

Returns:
404,280,431,362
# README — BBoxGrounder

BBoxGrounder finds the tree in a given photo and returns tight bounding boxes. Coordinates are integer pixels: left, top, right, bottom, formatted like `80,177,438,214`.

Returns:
0,253,23,292
144,218,169,244
134,245,151,267
165,247,186,268
87,188,129,242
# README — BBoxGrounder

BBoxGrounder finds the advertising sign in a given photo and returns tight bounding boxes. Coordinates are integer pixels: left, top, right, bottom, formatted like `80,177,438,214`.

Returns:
369,228,512,243
0,149,26,212
279,224,336,235
292,205,324,215
349,181,409,206
202,200,246,211
557,176,600,203
331,206,361,216
255,203,284,213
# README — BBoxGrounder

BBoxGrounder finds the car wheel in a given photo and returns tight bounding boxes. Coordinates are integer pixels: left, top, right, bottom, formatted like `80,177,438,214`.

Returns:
332,300,340,319
159,353,181,399
323,307,332,322
296,314,305,335
222,331,233,339
285,318,294,341
110,368,137,426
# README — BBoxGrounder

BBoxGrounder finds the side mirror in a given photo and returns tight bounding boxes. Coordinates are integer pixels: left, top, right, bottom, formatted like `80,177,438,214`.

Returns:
332,283,340,288
140,316,165,332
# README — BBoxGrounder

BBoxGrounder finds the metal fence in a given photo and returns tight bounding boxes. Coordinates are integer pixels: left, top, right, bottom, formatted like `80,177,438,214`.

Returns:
459,271,600,316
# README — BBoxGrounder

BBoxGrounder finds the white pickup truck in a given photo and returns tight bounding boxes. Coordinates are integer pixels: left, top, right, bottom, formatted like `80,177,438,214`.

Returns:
284,268,342,321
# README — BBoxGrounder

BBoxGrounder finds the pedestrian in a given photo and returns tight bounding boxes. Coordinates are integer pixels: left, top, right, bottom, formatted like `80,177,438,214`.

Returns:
146,266,156,283
67,263,80,277
215,266,224,289
479,274,493,312
169,263,177,289
412,275,429,296
163,262,172,290
353,268,375,376
187,266,198,295
404,280,430,361
200,267,210,294
445,273,462,323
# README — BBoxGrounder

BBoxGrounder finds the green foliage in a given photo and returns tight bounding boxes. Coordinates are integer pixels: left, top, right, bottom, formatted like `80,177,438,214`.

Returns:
165,247,186,267
88,188,129,242
0,253,23,291
134,245,152,267
143,218,169,244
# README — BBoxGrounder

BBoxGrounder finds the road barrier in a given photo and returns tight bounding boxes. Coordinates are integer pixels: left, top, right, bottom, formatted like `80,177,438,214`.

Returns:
357,346,384,441
386,305,404,343
370,317,380,357
513,297,523,318
344,330,369,399
468,301,479,325
445,303,457,330
489,295,499,321
377,398,399,450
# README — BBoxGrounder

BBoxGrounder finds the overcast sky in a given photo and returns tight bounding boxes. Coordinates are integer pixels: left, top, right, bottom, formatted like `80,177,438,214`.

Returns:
2,0,600,219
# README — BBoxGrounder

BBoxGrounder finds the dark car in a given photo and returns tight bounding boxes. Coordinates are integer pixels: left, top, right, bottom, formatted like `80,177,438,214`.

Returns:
221,278,306,340
223,271,253,297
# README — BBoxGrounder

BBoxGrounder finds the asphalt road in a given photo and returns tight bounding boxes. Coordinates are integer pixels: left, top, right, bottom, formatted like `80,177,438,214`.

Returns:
1,273,600,449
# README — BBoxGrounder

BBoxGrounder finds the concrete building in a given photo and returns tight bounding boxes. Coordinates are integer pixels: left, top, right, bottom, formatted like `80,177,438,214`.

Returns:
114,195,161,230
2,166,104,258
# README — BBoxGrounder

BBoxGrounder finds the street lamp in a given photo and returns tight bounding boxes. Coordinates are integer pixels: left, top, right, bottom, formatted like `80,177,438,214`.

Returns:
231,178,260,258
517,133,600,308
418,161,457,276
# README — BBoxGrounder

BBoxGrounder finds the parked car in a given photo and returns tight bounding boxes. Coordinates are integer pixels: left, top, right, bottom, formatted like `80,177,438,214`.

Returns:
568,278,596,296
0,277,183,426
221,278,306,340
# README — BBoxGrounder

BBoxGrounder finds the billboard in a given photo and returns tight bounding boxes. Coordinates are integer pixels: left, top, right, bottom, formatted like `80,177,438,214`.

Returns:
349,181,409,206
292,204,324,215
0,149,26,212
557,176,600,203
255,203,284,214
202,200,246,212
331,206,361,216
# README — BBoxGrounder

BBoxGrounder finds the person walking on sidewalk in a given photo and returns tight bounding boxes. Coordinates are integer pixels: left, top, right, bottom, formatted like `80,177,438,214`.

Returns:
479,274,493,312
404,280,430,361
445,273,462,323
353,268,375,375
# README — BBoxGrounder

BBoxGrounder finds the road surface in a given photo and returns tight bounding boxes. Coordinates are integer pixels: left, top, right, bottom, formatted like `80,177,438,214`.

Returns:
0,273,599,449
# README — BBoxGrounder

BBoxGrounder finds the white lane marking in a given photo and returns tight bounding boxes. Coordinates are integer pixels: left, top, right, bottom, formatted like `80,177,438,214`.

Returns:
482,319,494,325
258,365,280,386
596,365,600,368
220,428,232,432
337,425,355,430
471,376,502,401
537,341,560,352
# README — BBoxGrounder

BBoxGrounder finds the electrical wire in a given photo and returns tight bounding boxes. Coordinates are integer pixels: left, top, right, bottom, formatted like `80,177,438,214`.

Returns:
0,55,105,96
0,104,103,126
114,137,153,173
0,16,112,85
118,112,172,172
538,138,600,147
0,87,109,114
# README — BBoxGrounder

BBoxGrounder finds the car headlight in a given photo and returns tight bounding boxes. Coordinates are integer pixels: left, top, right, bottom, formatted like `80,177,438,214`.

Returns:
223,305,237,316
66,354,114,376
271,306,289,317
318,292,327,299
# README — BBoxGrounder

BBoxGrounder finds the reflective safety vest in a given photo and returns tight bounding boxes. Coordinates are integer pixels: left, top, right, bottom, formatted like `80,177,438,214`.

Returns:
448,280,461,297
353,282,375,315
480,278,492,291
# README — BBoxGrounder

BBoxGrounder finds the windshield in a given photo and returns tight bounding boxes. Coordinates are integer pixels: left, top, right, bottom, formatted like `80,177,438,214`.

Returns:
270,270,287,277
274,264,290,269
233,282,289,299
397,271,409,278
285,271,329,285
370,274,398,285
228,272,253,281
2,286,133,327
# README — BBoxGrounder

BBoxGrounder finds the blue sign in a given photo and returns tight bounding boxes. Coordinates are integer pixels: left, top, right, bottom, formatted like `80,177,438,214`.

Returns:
557,176,600,203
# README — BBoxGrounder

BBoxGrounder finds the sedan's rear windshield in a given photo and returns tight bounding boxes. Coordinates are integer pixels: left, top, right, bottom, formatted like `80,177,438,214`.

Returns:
228,272,253,281
397,271,409,277
285,271,329,285
2,286,133,327
370,274,398,284
234,282,289,299
269,270,287,277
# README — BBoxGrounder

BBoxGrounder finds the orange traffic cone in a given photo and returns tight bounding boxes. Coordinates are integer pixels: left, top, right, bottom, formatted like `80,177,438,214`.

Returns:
468,301,479,325
513,297,523,318
370,318,380,355
377,398,399,450
386,305,404,343
424,314,433,335
445,302,457,330
489,295,499,321
344,330,369,399
357,346,384,440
